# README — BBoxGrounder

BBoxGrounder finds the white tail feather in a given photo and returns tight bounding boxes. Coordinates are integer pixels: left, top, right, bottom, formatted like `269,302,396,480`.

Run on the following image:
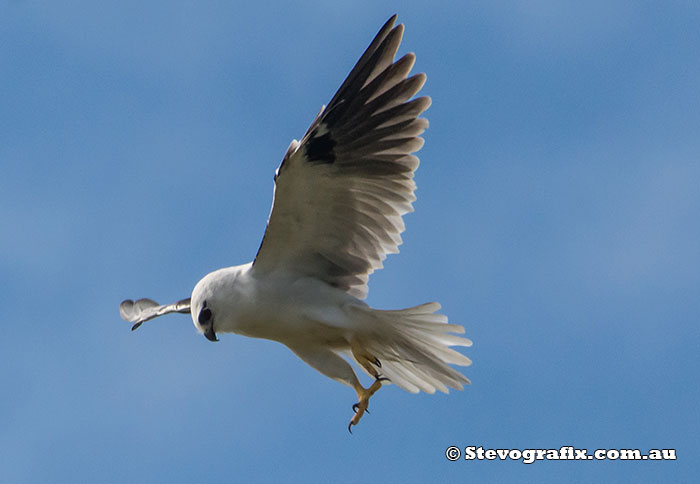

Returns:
350,303,472,394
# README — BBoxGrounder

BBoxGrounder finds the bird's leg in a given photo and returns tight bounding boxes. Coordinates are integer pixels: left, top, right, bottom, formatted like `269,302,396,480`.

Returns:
348,379,383,433
348,342,388,432
351,342,384,380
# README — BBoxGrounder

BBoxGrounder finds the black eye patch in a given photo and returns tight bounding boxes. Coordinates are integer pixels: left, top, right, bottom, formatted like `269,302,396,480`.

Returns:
198,307,212,325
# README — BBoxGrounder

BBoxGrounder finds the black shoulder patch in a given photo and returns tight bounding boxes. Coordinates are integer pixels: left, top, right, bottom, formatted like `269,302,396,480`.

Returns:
305,128,336,164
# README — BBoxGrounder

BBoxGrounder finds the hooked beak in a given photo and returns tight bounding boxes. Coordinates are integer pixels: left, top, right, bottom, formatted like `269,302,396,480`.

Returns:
204,325,218,342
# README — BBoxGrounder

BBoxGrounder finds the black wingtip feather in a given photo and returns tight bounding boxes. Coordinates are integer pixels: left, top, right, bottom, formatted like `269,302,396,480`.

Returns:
325,15,400,110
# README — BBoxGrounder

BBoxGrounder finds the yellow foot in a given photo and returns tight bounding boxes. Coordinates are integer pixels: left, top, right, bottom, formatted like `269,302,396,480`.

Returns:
348,379,384,433
351,342,383,378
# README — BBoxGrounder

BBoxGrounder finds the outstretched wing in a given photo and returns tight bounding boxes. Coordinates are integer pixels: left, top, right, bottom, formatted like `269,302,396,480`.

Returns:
252,15,430,299
120,298,191,331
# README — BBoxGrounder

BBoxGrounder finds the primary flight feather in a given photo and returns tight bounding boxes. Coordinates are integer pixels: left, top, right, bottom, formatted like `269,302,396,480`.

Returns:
120,14,472,432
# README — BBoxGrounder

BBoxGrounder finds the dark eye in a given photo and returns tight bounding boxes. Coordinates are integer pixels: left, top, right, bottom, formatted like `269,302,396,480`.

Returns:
198,307,212,325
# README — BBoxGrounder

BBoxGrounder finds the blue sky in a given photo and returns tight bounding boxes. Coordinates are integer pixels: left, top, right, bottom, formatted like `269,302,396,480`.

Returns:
2,1,698,482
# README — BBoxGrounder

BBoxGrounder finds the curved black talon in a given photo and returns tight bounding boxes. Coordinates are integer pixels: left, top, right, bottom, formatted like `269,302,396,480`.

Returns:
375,375,390,383
352,403,369,415
348,422,353,434
374,357,382,368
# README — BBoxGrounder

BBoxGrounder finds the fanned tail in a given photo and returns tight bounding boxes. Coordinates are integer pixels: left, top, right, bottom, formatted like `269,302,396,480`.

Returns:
350,303,472,394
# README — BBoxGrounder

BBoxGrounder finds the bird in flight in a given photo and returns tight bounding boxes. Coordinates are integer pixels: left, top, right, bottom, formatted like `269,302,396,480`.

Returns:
120,15,472,432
